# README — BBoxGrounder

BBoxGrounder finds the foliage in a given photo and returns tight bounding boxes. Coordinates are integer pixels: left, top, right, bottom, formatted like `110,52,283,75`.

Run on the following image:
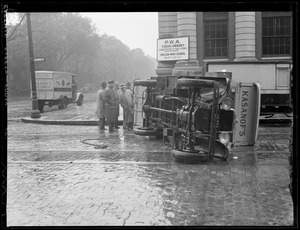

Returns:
6,13,157,95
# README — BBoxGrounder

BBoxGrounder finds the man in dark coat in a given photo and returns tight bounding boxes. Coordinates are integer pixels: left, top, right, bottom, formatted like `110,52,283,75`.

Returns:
104,81,118,132
113,82,120,129
96,82,107,130
126,81,133,94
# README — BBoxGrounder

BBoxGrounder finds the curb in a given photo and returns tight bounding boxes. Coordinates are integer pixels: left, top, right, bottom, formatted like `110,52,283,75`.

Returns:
21,118,123,126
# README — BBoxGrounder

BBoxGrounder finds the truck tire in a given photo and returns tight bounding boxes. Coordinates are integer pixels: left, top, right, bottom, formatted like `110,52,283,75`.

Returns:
77,98,83,106
133,127,157,136
63,97,69,108
58,96,66,110
171,149,207,162
77,94,83,106
38,100,45,113
176,78,214,88
133,80,157,87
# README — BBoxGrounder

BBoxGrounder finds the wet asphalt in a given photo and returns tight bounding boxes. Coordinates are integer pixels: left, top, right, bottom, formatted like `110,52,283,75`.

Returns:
6,93,294,226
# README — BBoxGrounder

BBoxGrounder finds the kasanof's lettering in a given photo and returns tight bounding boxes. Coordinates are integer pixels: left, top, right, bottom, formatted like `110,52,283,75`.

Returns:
239,90,249,136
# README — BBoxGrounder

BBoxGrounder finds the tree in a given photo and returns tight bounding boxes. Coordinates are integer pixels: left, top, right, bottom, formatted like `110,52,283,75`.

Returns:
6,13,26,43
6,13,157,96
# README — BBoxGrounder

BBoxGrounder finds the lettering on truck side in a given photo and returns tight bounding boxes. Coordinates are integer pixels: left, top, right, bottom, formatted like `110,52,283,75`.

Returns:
54,74,71,88
36,79,53,89
239,90,249,136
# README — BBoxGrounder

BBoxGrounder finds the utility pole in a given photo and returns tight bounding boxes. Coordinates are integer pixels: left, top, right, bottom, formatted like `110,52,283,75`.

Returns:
26,13,41,118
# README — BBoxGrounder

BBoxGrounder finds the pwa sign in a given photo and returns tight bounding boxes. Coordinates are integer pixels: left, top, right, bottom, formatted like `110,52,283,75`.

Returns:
157,37,189,61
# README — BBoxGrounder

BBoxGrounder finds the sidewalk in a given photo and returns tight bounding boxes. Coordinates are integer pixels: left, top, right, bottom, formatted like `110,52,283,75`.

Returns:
19,93,292,154
19,92,292,127
21,93,123,126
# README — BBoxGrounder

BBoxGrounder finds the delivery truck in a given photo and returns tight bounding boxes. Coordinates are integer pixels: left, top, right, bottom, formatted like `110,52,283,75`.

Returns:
32,71,83,112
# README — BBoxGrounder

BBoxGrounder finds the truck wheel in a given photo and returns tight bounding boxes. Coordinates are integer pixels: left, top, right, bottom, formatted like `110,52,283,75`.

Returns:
77,99,82,106
176,78,214,88
171,149,207,162
77,94,83,106
133,80,157,87
58,96,66,110
63,97,69,108
38,101,45,113
133,127,157,136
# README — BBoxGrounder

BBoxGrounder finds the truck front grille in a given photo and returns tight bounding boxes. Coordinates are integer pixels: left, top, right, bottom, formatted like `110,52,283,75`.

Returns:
219,110,234,131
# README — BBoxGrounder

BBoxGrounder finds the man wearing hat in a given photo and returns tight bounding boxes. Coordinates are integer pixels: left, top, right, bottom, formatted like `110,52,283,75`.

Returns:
96,82,107,130
126,81,134,128
113,82,120,129
126,81,133,94
119,84,127,129
104,80,118,132
120,83,134,130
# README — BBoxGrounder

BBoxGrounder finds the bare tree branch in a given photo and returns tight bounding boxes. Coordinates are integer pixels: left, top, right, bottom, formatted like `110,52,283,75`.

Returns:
6,32,27,43
7,45,27,53
7,14,26,41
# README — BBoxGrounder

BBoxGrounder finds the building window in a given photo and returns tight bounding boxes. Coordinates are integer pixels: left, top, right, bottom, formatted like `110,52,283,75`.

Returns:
204,12,228,58
262,14,292,56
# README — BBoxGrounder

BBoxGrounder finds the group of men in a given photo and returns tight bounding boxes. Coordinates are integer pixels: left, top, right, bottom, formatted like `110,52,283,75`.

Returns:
96,80,134,132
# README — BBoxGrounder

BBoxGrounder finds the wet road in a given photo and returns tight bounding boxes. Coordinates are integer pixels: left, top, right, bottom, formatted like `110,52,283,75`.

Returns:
6,120,293,226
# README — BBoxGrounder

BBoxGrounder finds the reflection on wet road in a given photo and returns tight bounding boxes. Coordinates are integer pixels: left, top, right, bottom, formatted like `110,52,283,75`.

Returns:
7,122,293,226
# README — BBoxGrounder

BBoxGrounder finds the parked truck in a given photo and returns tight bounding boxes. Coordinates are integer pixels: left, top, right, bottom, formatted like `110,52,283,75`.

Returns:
32,71,84,112
206,61,292,116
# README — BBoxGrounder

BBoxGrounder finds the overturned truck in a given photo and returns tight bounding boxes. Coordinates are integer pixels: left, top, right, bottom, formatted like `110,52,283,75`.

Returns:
133,72,261,162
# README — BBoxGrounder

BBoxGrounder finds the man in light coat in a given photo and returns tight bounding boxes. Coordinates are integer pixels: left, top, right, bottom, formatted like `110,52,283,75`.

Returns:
104,81,118,132
125,81,135,128
119,83,134,130
119,84,127,129
96,82,107,130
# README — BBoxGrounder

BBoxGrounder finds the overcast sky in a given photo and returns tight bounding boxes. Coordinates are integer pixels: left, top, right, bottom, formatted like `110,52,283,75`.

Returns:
80,12,159,58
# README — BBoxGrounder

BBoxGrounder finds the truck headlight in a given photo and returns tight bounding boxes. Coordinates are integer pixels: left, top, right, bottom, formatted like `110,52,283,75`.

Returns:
221,97,233,111
219,132,230,145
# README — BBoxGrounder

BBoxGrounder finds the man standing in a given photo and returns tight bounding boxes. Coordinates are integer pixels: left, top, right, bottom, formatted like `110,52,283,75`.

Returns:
96,82,107,130
104,81,118,132
119,83,134,130
119,84,127,129
125,81,134,128
126,81,133,94
113,82,120,129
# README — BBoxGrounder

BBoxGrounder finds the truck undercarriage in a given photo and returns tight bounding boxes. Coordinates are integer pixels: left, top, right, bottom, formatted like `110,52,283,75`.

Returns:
133,74,235,162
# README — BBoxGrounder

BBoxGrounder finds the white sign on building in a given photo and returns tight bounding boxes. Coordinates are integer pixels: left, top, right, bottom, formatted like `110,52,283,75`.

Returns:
157,37,189,61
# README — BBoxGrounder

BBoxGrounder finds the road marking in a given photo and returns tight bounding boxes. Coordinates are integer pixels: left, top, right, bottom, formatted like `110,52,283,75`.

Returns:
8,150,172,153
8,161,174,165
7,160,289,166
